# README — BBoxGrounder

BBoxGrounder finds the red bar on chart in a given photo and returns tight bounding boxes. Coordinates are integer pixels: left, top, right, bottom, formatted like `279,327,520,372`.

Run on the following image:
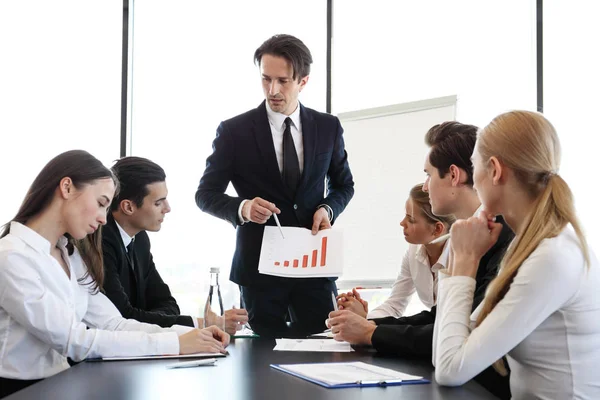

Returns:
274,262,280,266
311,250,318,267
302,255,308,268
320,237,327,266
293,259,299,268
284,261,290,267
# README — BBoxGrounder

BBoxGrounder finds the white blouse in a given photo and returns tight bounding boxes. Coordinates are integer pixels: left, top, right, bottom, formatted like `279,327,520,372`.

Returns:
433,227,600,399
368,241,450,319
0,222,192,380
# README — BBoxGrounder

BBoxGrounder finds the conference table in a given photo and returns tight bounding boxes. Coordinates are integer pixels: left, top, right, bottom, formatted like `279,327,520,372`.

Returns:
6,338,497,400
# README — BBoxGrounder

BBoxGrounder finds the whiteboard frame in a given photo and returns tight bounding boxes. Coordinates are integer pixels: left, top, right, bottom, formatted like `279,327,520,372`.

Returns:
338,95,457,122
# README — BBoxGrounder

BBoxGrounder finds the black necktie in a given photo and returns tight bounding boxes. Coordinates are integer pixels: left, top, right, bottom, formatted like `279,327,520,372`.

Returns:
126,240,135,272
282,117,300,192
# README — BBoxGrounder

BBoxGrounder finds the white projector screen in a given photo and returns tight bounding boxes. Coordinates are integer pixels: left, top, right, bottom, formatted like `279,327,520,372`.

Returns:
334,96,457,287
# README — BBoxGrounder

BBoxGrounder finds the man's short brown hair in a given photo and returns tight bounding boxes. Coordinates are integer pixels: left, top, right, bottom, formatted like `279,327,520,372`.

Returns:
254,34,312,82
425,121,479,186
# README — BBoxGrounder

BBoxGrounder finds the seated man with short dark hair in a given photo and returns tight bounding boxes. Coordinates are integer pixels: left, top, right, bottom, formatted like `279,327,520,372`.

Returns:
102,156,248,333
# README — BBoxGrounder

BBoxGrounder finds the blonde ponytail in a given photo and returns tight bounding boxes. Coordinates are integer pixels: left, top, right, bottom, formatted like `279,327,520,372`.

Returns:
474,111,590,375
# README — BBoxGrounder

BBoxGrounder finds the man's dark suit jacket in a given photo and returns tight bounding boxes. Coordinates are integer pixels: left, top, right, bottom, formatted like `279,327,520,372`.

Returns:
369,217,515,399
102,214,194,328
195,101,355,286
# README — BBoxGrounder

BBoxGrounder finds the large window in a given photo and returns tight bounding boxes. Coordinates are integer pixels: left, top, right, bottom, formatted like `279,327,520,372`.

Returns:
332,0,537,126
129,1,327,315
544,1,600,252
0,1,122,227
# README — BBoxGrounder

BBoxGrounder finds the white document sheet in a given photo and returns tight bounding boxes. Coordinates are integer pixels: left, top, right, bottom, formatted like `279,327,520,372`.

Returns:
258,227,343,278
101,352,227,361
278,362,423,386
273,339,354,352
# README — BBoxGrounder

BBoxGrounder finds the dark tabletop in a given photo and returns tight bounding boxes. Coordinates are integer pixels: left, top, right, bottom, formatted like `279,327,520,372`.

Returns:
7,338,497,400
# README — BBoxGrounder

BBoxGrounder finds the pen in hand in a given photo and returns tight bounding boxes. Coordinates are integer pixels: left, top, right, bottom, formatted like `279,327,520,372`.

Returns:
233,305,251,331
331,292,339,311
272,213,285,239
429,215,497,244
429,233,450,245
166,358,218,369
325,291,339,330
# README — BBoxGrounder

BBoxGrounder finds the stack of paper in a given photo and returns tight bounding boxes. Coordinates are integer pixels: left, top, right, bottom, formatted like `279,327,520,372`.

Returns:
273,339,353,352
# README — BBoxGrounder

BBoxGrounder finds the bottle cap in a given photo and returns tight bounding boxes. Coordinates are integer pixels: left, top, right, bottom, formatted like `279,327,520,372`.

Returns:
209,267,220,274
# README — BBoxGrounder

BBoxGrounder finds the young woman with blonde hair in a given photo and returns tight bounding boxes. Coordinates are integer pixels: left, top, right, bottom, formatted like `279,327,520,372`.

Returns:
337,183,456,318
433,111,600,399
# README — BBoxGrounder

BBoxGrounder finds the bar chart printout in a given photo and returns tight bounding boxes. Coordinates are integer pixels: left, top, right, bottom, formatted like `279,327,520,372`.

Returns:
258,227,343,278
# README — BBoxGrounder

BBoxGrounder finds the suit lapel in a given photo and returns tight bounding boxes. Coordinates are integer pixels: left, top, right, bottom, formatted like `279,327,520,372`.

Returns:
132,246,145,307
298,104,317,192
252,101,295,200
107,214,140,303
107,215,134,273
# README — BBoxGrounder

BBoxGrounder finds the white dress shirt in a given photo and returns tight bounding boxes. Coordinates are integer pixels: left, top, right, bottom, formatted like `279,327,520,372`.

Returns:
433,227,600,399
115,219,133,252
368,240,450,319
0,222,193,380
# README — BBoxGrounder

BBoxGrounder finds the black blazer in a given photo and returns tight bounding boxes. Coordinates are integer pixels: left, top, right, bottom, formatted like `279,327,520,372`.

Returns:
370,217,515,400
195,102,355,286
102,214,194,327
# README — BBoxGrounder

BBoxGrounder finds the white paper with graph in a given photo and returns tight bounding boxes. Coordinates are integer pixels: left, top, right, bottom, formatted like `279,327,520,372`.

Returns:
258,227,343,278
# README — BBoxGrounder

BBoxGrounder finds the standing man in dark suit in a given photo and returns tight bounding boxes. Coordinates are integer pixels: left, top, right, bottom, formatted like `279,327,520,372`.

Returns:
195,34,354,337
103,156,248,333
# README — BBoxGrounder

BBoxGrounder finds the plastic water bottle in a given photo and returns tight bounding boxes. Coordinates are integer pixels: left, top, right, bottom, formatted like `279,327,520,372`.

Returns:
203,267,225,331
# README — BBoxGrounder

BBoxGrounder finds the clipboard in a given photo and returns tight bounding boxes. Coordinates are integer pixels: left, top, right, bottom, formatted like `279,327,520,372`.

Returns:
270,362,430,389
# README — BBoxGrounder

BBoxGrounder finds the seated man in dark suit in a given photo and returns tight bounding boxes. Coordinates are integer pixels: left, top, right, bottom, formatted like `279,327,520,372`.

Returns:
327,122,514,400
103,156,248,333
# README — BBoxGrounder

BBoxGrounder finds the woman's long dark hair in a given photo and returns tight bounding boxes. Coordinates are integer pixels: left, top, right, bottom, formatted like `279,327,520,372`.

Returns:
1,150,118,293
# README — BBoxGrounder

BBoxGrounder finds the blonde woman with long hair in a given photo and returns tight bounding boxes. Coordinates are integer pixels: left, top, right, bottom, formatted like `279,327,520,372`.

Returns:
433,111,600,399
